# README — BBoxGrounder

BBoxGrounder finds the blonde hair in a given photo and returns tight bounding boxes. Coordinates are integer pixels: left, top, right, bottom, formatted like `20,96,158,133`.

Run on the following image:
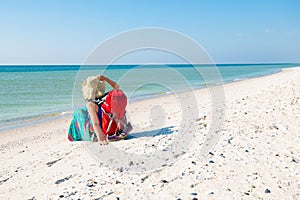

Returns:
81,76,105,101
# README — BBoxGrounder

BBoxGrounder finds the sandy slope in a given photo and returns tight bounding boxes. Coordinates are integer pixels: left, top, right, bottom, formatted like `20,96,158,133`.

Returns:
0,67,299,199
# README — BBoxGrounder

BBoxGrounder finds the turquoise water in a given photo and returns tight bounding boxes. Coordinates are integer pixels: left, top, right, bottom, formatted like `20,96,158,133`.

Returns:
0,63,299,130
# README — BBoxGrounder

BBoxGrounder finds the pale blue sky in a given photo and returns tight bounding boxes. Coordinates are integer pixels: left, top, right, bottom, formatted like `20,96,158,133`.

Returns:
0,0,299,64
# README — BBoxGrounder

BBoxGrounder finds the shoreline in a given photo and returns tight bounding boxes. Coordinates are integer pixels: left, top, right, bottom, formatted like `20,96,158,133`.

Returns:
0,66,295,133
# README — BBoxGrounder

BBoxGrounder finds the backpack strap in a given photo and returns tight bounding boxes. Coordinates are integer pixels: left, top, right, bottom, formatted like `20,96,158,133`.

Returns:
97,106,103,129
88,92,109,105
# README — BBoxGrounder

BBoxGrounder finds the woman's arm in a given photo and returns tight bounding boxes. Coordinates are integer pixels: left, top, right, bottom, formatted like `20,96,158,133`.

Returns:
98,75,119,90
86,102,108,145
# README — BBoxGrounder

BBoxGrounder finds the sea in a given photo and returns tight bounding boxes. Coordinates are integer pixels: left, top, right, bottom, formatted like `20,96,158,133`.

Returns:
0,63,299,131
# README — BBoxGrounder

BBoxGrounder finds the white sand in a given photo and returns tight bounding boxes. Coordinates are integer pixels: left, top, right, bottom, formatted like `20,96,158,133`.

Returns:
0,67,299,199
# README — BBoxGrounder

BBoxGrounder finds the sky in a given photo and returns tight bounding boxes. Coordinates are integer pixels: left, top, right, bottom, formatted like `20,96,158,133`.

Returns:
0,0,299,64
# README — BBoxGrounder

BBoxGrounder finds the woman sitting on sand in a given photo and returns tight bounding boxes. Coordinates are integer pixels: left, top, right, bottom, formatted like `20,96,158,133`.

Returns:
68,75,130,145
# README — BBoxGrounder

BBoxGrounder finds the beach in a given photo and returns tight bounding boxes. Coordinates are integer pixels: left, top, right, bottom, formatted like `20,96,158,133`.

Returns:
0,67,299,199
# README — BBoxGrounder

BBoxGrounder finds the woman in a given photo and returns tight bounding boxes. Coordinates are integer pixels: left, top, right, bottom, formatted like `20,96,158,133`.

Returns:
68,75,123,145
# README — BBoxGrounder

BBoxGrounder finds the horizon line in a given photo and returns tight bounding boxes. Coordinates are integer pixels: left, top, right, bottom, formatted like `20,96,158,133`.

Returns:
0,62,299,66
